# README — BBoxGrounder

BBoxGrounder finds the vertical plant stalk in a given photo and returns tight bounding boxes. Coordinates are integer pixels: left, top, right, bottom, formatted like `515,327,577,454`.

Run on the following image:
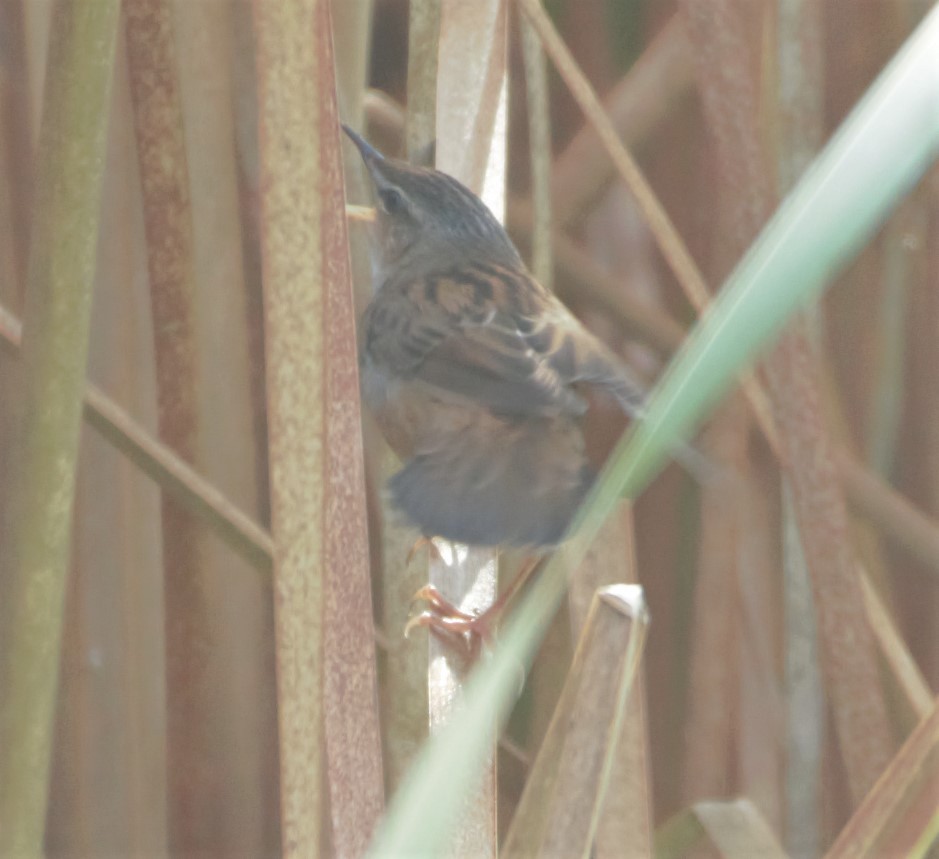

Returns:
0,0,120,853
174,0,282,850
230,0,272,529
374,0,440,797
333,0,376,316
736,462,785,830
519,12,552,289
324,7,388,853
679,0,895,804
45,62,168,849
682,400,748,803
429,1,509,855
866,200,920,474
333,0,374,133
254,0,325,851
406,0,441,161
124,1,210,850
255,1,384,855
0,0,33,296
773,0,825,852
781,481,824,856
319,6,385,853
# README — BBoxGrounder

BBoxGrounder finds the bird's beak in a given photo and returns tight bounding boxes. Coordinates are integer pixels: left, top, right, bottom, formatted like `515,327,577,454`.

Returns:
342,124,385,169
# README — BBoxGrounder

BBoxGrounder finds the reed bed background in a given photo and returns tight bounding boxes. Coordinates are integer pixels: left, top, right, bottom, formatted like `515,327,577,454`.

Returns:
0,0,937,856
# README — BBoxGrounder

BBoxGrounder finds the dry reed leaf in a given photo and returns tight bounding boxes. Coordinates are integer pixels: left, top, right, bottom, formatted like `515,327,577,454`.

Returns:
858,567,933,724
571,503,653,859
693,799,789,858
826,697,939,858
656,798,788,859
503,585,650,858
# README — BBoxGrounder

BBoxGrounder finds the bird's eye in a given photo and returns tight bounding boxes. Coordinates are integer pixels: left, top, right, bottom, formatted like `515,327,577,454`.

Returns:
379,188,408,215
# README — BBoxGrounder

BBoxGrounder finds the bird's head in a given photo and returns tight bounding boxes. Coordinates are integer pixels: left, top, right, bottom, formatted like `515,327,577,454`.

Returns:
342,124,521,281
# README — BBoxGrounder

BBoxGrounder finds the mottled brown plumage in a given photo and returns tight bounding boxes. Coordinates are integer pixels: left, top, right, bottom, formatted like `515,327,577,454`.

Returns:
344,125,647,549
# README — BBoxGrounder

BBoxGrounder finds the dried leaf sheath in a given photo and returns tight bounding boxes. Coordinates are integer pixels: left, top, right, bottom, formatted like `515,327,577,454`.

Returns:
254,1,328,851
124,2,210,849
254,1,381,855
318,6,385,854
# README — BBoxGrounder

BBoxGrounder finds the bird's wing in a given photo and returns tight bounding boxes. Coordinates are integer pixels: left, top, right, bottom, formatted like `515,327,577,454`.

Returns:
363,263,647,418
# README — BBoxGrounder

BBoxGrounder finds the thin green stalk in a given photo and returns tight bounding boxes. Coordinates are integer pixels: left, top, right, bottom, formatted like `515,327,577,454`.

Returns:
0,0,120,853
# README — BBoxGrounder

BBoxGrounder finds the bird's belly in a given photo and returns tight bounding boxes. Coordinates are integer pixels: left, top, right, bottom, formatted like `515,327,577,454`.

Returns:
361,362,431,460
362,361,592,547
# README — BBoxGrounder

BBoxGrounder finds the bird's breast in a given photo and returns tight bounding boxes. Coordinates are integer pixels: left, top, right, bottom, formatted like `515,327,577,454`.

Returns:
360,356,426,460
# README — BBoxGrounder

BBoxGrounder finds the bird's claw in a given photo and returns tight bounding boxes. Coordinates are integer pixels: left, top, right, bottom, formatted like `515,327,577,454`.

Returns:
408,584,473,620
404,584,494,659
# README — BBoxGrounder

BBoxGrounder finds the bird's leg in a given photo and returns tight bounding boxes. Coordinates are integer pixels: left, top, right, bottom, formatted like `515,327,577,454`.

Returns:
406,535,446,566
404,556,545,652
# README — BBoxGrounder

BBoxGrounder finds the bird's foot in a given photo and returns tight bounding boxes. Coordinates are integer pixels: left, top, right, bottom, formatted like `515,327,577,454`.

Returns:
404,584,495,659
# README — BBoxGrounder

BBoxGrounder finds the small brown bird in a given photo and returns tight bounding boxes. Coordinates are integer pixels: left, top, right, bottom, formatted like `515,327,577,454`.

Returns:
344,124,652,552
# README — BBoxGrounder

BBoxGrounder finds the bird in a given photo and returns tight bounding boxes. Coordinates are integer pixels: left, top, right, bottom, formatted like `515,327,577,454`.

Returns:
343,124,652,542
342,124,680,643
